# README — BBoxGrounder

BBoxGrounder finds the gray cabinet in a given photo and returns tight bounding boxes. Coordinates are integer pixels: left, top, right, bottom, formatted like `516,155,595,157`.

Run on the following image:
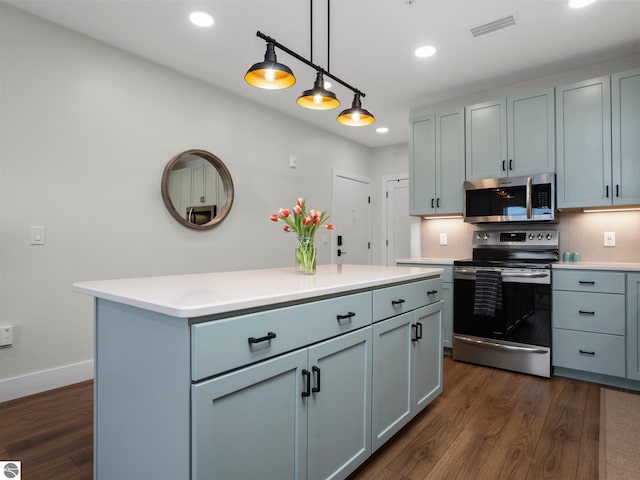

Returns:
409,110,465,215
465,90,555,180
371,284,442,451
552,270,626,377
193,328,372,480
627,274,640,382
612,69,640,206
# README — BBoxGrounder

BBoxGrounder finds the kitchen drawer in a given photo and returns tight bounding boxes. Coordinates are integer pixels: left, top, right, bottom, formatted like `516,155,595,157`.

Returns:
191,292,372,380
552,328,626,377
553,291,625,335
553,270,625,294
373,278,442,322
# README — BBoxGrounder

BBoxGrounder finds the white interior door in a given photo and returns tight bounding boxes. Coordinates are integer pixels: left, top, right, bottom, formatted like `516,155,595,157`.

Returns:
332,170,371,265
385,177,421,265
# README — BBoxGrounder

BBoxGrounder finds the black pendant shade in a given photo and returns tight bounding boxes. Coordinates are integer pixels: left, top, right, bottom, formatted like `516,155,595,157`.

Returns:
244,42,296,90
336,93,375,126
296,72,340,110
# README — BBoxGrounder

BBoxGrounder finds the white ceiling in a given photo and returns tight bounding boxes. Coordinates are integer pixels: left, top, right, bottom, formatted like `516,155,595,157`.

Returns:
4,0,640,148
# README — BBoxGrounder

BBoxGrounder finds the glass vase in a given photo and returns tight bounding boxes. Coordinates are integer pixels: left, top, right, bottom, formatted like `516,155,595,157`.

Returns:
295,236,317,275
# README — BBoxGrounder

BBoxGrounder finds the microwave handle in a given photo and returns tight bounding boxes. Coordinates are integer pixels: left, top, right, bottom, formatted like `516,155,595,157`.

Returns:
526,176,533,219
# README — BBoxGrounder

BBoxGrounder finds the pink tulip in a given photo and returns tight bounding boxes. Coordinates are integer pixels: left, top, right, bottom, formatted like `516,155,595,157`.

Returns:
297,198,305,207
279,208,291,217
303,216,311,226
270,214,279,222
326,224,335,230
283,226,291,232
313,216,320,225
294,205,303,215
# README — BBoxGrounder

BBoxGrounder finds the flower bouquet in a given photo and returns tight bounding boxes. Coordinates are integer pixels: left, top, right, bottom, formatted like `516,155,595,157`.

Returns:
270,198,334,274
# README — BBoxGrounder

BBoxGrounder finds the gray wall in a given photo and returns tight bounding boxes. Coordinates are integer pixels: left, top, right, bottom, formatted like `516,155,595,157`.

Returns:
0,4,381,397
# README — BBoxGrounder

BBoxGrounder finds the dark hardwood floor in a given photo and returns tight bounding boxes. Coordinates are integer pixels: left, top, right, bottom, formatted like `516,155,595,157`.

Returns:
0,357,600,480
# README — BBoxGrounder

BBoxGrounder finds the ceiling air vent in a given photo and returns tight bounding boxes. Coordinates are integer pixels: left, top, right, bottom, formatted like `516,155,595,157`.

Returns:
470,15,517,38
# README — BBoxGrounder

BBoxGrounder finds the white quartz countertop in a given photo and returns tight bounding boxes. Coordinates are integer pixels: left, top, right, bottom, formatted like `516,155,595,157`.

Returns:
553,261,640,272
395,257,456,266
73,264,443,318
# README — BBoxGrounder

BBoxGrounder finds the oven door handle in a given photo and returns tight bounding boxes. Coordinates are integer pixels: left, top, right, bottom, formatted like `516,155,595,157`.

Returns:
454,335,548,354
454,270,549,279
526,175,533,219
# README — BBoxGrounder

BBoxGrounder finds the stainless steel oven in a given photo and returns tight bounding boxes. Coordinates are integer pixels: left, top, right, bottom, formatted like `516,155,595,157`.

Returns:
452,228,558,377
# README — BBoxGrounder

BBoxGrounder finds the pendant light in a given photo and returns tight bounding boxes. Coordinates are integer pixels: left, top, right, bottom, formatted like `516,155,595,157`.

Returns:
296,71,340,110
337,93,375,126
244,42,296,90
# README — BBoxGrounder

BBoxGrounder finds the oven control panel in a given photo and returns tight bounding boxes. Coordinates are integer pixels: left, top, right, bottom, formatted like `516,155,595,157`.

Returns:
473,229,558,247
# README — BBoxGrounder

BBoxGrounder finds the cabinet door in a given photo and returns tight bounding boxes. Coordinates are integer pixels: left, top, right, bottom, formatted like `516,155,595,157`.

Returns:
465,99,507,180
192,349,308,480
436,109,465,214
507,89,555,176
412,303,443,414
307,328,372,480
612,69,640,206
627,274,640,381
556,76,612,208
371,312,413,451
409,115,436,215
204,163,219,206
168,167,191,219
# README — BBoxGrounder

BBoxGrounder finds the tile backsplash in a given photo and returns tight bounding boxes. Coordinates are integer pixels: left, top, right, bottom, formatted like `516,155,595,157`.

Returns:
420,211,640,262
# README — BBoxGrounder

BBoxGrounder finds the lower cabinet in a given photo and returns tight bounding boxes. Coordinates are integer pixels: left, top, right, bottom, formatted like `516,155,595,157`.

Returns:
628,274,640,381
192,327,372,480
371,302,442,451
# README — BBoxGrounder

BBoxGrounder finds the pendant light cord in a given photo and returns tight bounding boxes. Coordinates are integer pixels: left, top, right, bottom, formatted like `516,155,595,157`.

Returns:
327,0,330,73
310,0,313,64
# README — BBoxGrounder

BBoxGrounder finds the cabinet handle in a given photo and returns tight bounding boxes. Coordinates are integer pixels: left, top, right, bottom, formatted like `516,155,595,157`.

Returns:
248,331,276,344
606,185,609,198
431,198,435,208
417,322,423,340
337,312,356,321
578,281,595,285
616,184,620,197
502,160,506,171
579,310,595,316
579,350,596,356
436,198,440,208
509,159,513,170
427,290,438,295
302,369,311,397
412,322,423,342
312,366,321,393
391,299,406,306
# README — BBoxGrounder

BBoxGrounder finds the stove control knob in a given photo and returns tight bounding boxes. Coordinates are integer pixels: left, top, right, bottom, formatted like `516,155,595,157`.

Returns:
476,233,482,240
546,233,553,240
483,234,489,240
528,234,534,240
537,233,543,240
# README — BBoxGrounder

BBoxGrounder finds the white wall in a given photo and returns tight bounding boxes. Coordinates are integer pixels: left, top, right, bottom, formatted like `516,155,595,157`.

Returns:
0,5,377,400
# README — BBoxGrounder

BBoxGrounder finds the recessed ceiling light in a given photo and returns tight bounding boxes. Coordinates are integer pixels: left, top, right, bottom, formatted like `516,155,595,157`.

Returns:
568,0,597,8
189,11,214,27
376,127,389,133
414,45,437,58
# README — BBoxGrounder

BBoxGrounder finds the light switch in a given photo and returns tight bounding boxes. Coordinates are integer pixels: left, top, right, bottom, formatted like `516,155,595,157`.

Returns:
439,233,448,246
30,226,45,245
604,231,615,247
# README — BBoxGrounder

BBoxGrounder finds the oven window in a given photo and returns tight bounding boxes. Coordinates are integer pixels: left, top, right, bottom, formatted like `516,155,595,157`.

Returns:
454,278,551,347
465,185,527,217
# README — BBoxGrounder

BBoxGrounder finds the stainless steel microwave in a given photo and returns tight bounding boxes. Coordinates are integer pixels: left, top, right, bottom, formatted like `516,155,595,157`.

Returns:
463,173,556,223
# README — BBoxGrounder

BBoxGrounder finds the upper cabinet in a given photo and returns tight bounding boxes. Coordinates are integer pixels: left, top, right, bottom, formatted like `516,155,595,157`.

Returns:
409,109,465,216
612,69,640,206
465,89,555,180
556,70,640,208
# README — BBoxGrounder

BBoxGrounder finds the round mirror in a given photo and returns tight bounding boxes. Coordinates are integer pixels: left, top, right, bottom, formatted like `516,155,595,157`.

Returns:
161,149,234,230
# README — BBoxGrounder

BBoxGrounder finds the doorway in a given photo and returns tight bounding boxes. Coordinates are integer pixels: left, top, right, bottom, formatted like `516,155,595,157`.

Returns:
383,176,421,266
331,170,371,265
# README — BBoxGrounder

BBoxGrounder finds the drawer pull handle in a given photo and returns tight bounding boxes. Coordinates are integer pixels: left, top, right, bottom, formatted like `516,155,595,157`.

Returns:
578,281,595,285
336,312,356,321
248,331,276,344
579,310,595,316
412,322,423,342
312,366,321,393
427,290,438,295
302,369,311,398
391,299,406,306
579,350,596,356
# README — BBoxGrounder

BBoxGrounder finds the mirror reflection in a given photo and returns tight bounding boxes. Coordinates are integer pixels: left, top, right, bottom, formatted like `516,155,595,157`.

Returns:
161,149,234,230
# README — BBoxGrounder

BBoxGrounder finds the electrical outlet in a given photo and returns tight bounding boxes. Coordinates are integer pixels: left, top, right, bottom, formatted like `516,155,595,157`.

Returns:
604,231,616,247
439,233,448,246
0,326,13,347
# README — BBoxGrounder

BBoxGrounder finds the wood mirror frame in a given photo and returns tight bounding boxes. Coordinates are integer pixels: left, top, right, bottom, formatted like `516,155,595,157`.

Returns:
161,149,234,230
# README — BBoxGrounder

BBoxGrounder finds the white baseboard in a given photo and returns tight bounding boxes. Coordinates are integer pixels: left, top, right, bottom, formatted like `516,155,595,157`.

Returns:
0,360,94,403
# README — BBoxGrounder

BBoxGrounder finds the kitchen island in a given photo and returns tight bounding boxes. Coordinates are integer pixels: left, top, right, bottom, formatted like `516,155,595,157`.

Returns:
73,264,444,480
